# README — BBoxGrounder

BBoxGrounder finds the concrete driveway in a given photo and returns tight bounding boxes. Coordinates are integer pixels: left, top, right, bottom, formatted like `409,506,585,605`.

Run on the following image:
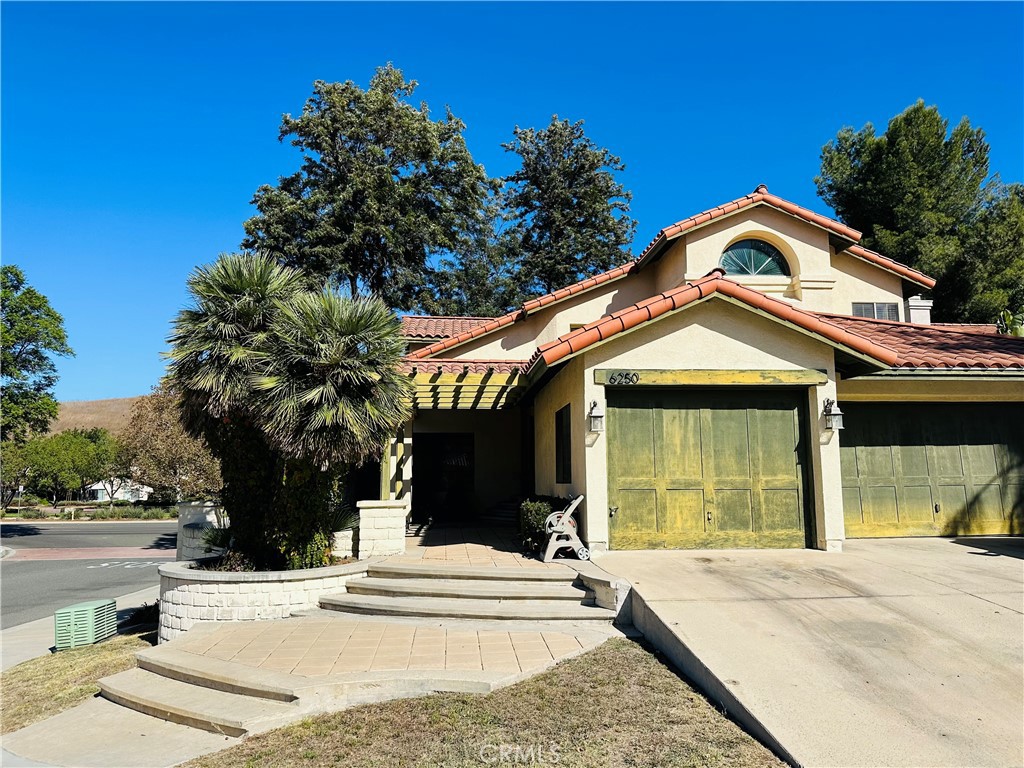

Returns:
598,537,1023,768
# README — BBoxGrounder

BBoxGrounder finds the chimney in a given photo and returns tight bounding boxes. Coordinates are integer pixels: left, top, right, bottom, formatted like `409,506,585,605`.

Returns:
905,295,933,324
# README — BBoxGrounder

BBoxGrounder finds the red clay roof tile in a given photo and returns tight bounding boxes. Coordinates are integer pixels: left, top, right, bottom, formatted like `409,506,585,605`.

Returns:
844,245,935,289
813,314,1024,370
402,316,494,339
526,272,905,373
399,359,527,375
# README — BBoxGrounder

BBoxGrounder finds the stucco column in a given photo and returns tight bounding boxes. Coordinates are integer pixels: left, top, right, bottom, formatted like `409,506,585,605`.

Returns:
582,374,610,554
809,381,845,551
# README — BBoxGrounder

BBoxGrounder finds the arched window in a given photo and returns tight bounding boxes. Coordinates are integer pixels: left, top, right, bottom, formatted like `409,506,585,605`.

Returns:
720,239,790,276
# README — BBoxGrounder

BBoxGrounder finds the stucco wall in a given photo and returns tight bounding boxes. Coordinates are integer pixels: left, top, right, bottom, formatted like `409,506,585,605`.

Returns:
413,408,525,513
437,271,656,361
649,206,906,315
575,299,844,552
830,251,906,319
532,357,588,533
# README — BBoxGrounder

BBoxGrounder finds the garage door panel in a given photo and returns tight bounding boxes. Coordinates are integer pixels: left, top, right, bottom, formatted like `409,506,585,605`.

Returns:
899,444,930,478
859,445,895,479
938,484,969,521
707,408,752,481
969,485,1004,522
762,489,802,531
755,408,801,481
714,490,753,532
843,487,865,525
661,407,703,479
931,444,965,477
615,489,658,533
901,485,936,523
663,490,705,533
615,407,656,478
965,444,998,478
864,486,899,524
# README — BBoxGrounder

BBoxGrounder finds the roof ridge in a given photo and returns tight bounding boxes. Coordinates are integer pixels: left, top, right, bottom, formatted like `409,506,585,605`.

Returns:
814,312,1013,338
526,271,900,373
407,260,637,360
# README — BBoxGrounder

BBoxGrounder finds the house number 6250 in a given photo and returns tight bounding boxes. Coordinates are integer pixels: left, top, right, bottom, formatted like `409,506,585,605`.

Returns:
607,371,640,385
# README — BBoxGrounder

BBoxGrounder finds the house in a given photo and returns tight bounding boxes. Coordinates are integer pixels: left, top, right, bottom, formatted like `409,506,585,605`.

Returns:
86,479,153,503
388,185,1024,553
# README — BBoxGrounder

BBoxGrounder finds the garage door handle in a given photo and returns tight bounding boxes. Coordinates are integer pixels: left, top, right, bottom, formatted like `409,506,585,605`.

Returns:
609,507,618,518
706,511,713,522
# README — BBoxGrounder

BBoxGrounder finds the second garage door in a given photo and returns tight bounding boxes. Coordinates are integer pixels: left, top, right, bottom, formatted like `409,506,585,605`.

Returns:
841,402,1024,537
607,388,810,549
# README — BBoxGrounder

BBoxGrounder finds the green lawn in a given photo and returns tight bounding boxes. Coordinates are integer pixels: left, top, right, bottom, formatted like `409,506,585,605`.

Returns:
186,638,783,768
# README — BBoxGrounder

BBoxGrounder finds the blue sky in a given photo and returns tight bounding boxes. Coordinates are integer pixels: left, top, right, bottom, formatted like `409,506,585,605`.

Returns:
3,2,1022,402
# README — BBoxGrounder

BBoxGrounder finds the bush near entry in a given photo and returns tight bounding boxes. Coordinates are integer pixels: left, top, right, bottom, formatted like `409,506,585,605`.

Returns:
519,496,568,555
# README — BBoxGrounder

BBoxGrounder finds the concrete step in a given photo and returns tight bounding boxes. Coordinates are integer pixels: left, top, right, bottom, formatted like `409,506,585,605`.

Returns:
98,668,297,737
369,562,577,583
135,646,298,702
320,593,615,622
347,577,594,603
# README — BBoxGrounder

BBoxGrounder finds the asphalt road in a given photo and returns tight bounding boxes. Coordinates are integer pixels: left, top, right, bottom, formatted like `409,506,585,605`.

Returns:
0,521,177,629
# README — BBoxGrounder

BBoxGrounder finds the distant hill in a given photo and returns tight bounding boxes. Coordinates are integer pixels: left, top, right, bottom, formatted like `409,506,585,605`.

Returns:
51,397,142,435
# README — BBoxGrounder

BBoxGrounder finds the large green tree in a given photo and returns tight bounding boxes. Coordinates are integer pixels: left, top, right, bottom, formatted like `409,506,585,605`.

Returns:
1,266,74,442
168,254,412,569
815,100,1022,322
241,64,489,310
501,116,636,296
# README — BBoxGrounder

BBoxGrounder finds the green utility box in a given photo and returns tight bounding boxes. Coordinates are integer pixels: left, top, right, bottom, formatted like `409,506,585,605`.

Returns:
54,599,117,650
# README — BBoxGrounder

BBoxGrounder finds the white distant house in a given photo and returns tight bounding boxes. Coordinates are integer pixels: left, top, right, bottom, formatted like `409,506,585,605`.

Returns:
86,479,153,503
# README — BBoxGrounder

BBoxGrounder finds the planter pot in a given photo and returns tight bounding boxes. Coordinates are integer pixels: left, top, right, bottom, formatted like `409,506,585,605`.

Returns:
157,559,369,643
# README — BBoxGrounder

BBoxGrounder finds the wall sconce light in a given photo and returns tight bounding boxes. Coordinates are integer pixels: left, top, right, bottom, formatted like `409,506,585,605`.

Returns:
823,398,844,431
588,400,605,432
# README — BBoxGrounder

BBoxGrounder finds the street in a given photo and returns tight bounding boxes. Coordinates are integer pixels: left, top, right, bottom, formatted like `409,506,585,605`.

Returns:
0,521,177,629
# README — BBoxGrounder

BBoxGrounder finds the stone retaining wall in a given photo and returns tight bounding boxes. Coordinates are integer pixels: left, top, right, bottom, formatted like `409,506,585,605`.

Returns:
176,502,225,562
356,499,410,558
157,560,368,643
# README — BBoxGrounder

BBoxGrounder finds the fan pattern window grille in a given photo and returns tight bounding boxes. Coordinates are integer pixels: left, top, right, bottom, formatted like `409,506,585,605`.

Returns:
720,239,790,276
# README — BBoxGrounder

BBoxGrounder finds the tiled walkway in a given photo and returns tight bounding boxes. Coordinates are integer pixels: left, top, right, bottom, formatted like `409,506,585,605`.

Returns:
174,615,600,677
392,526,563,569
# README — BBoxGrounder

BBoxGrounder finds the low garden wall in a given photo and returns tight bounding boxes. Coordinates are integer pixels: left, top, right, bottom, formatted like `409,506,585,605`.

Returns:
176,502,225,562
157,559,368,643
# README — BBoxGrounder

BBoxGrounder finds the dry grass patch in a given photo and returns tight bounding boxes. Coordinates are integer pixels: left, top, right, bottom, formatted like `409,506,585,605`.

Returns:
1,629,154,734
186,638,783,768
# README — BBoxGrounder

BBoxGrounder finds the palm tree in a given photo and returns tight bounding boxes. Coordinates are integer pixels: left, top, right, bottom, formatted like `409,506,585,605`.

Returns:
167,254,412,569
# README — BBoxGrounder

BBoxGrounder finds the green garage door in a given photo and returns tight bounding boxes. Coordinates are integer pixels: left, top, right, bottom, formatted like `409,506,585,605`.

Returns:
841,402,1024,538
607,389,810,549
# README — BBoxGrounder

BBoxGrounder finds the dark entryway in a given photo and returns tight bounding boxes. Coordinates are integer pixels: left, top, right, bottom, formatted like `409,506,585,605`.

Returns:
413,433,475,525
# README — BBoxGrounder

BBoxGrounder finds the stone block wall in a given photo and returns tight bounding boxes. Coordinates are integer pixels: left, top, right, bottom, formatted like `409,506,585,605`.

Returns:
157,560,368,643
356,499,410,558
176,502,226,562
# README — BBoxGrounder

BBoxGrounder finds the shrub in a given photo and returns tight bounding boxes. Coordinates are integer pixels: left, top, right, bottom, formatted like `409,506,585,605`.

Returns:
19,508,46,519
519,499,552,555
112,499,133,507
120,601,160,628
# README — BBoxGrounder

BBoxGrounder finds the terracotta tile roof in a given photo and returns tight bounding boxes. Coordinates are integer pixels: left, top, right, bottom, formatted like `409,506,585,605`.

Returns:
636,184,863,264
844,245,935,289
527,269,902,373
399,359,528,375
930,322,1000,335
814,314,1024,370
632,185,934,288
401,316,494,339
406,261,638,360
